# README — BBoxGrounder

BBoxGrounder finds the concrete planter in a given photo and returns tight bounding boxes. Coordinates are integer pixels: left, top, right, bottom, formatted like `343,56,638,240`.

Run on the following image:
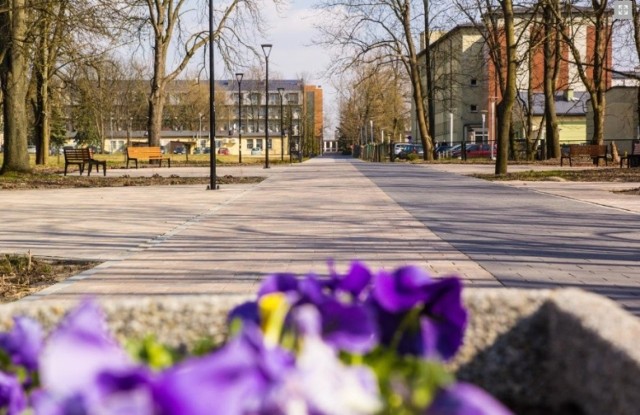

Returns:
3,288,638,415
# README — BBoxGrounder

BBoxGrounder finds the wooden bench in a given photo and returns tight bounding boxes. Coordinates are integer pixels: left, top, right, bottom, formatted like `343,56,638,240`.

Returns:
560,144,608,167
620,141,640,168
63,148,107,176
126,146,171,169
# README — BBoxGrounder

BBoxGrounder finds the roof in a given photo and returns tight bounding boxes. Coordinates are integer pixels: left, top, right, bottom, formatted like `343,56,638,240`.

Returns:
215,79,305,92
518,91,589,116
419,24,479,57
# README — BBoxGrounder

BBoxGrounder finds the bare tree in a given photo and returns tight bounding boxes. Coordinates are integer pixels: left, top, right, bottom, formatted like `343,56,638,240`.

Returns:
494,0,518,174
28,0,117,164
127,0,276,147
551,1,613,146
314,0,436,159
0,0,31,174
337,63,409,148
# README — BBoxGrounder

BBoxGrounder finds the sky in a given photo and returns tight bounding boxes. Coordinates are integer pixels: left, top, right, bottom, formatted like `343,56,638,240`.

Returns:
255,0,338,133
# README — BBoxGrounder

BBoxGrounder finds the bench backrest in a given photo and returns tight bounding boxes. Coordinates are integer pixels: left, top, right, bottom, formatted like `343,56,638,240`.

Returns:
568,144,607,157
64,148,92,162
127,146,163,158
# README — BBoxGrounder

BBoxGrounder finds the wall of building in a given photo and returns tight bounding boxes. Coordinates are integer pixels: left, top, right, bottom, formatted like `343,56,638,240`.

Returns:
587,87,639,153
428,26,488,145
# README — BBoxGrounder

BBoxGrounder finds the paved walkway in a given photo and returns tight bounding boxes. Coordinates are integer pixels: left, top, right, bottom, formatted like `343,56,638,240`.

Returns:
2,157,638,315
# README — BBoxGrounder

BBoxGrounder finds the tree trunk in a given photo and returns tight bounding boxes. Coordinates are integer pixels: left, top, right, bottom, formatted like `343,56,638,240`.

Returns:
34,69,50,165
592,98,605,146
495,0,517,175
423,0,435,141
147,38,167,147
543,0,560,159
0,0,31,174
400,0,432,160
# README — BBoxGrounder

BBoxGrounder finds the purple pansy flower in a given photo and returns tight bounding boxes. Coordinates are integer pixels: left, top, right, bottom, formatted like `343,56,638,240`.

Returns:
153,326,295,415
39,300,133,397
372,267,467,360
0,316,43,372
326,261,373,298
317,299,378,353
0,372,27,415
32,368,156,415
426,382,513,415
231,270,378,354
228,301,260,327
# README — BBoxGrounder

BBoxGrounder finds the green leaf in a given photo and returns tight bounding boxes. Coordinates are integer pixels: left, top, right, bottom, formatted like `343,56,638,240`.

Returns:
364,347,454,414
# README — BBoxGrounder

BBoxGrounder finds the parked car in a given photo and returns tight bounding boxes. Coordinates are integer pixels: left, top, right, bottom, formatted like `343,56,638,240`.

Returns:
27,145,36,154
397,144,424,159
451,143,494,159
218,147,230,155
203,147,211,154
173,147,185,154
250,147,262,155
437,144,462,158
393,143,413,156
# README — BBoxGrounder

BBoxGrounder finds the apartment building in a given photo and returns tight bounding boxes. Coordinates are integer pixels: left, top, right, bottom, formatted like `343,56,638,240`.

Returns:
417,7,612,147
67,78,322,157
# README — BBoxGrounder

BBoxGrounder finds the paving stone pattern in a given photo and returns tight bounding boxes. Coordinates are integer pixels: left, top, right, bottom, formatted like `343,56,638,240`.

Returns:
4,156,639,315
358,162,640,315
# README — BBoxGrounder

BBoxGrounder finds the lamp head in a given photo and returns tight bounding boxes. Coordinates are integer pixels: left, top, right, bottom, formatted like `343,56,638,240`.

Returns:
235,72,244,83
277,87,284,96
261,44,273,58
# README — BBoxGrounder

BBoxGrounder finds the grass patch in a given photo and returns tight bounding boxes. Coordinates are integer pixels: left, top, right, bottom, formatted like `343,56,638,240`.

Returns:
0,253,98,302
473,168,640,182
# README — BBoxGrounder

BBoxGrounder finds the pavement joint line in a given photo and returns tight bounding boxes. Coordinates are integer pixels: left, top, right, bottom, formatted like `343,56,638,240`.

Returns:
18,185,258,302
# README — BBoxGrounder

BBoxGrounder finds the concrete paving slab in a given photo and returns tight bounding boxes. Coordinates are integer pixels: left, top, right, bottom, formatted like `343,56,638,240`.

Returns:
3,157,639,315
12,158,499,303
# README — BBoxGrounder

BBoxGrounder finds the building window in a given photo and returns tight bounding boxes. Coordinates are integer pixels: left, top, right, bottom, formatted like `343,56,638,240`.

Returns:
287,93,299,104
247,139,254,149
470,79,477,86
470,105,478,113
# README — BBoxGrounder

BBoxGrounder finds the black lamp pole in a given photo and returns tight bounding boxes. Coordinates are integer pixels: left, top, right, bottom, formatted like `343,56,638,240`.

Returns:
278,87,284,161
208,0,217,189
236,72,243,164
261,44,272,169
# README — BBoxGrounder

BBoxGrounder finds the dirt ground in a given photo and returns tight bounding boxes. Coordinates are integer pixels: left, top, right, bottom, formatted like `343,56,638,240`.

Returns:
0,254,97,303
0,172,263,190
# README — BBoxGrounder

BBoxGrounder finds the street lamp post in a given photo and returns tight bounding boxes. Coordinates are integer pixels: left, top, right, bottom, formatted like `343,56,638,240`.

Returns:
109,115,113,153
278,87,284,161
370,119,373,144
261,44,272,169
208,0,217,190
236,73,243,164
481,110,487,145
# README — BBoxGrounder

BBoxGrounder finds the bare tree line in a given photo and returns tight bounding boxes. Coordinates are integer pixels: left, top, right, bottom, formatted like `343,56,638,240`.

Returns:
321,0,633,174
0,0,280,174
